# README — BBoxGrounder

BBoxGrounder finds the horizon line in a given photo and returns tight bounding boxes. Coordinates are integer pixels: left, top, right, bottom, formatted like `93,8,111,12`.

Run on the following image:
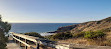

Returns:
9,22,80,23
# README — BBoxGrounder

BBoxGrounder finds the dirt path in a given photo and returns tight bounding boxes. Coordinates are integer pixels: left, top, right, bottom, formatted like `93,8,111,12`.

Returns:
6,37,22,49
58,42,111,49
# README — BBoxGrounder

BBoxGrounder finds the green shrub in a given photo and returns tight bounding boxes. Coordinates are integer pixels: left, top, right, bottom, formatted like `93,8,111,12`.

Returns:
84,31,105,39
24,32,43,38
44,35,53,40
73,32,85,38
45,30,105,41
52,32,73,40
73,30,105,39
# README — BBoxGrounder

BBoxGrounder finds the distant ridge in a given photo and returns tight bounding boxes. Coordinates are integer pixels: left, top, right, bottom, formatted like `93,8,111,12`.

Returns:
56,16,111,34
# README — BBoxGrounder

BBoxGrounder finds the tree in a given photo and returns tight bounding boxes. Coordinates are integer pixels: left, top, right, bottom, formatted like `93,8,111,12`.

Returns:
0,15,11,49
0,15,1,20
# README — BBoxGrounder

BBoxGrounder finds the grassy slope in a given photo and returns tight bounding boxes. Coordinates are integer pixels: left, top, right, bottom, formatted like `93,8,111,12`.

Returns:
48,17,111,46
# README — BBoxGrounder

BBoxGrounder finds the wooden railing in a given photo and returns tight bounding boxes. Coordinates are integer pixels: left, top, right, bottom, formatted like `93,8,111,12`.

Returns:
9,32,71,49
9,32,39,49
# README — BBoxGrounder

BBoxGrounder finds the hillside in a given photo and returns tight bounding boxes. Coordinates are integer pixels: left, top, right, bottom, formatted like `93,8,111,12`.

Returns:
46,17,111,46
56,17,111,34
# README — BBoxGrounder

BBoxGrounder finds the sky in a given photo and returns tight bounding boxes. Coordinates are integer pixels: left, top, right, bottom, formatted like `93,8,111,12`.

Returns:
0,0,111,23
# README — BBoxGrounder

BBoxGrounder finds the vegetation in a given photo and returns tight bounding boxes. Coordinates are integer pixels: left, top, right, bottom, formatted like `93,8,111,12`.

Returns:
45,17,111,46
0,15,11,49
45,30,105,43
45,32,73,41
24,32,43,38
73,32,85,38
52,32,73,40
44,35,53,40
73,30,105,39
84,31,105,39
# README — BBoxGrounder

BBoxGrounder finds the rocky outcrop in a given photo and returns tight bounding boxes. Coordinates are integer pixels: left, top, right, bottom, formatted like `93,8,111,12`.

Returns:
56,17,111,33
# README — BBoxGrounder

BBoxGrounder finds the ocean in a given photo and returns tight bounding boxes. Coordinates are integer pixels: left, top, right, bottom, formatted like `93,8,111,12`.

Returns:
10,23,77,35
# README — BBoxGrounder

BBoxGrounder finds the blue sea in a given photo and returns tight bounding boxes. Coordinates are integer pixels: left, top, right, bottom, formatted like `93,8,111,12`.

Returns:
10,23,77,35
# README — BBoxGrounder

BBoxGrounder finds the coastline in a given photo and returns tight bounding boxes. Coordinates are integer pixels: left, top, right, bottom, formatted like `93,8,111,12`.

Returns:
40,32,55,36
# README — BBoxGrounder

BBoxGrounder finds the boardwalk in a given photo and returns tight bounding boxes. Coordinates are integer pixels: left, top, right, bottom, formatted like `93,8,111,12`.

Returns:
6,37,22,49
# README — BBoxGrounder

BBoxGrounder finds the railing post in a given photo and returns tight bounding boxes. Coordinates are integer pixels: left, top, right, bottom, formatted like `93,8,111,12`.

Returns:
36,43,39,49
11,34,14,41
36,39,40,49
25,39,27,49
15,36,17,43
19,37,21,46
13,38,14,41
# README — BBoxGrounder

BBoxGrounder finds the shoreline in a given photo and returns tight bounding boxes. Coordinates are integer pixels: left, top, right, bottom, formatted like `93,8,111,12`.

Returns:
40,32,55,36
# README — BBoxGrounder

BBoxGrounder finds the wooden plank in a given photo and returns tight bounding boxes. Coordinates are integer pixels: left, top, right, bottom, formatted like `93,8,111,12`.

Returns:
10,32,38,43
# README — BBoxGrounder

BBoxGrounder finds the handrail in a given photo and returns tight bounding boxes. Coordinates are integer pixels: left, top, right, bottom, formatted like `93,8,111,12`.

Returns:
10,32,38,43
11,34,31,47
10,32,37,49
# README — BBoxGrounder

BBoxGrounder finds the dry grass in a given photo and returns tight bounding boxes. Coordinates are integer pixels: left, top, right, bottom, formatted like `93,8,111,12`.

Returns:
59,38,93,46
58,32,111,46
59,37,111,46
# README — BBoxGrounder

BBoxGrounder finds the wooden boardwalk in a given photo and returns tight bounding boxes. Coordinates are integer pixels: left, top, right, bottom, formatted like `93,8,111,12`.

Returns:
6,37,22,49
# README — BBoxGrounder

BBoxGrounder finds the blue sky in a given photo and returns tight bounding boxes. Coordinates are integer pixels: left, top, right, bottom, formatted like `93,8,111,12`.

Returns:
0,0,111,23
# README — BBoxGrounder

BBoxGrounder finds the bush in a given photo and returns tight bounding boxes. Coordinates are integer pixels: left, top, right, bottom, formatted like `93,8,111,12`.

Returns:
73,30,105,39
52,32,73,40
44,35,53,40
73,32,85,38
24,32,43,38
84,31,105,39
